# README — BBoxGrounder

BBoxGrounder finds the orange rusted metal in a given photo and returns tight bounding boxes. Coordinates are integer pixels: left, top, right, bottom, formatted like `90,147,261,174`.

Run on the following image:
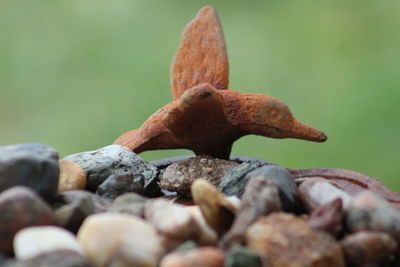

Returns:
114,5,327,159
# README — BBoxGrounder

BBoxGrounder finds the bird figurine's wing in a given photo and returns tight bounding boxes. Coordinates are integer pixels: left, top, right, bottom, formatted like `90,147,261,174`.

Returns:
170,5,229,100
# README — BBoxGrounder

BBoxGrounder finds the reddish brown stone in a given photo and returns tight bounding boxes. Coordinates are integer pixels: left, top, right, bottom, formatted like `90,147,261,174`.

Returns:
245,213,345,267
0,186,55,254
160,247,224,267
307,198,344,237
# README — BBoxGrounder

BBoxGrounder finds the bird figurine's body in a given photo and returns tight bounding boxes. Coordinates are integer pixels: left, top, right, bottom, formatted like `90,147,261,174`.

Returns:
114,6,327,159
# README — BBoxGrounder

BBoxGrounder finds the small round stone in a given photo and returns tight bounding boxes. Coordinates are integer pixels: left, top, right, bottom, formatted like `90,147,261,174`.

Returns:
14,226,83,260
58,160,87,192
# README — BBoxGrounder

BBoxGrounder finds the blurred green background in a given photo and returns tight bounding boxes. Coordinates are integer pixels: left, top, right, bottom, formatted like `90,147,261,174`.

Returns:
1,1,399,190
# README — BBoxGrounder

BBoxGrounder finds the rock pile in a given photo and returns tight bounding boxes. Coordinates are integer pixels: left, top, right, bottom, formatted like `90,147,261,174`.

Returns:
0,143,399,267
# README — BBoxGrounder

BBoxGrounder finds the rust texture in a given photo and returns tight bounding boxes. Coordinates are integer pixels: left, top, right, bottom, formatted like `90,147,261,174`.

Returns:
114,5,327,159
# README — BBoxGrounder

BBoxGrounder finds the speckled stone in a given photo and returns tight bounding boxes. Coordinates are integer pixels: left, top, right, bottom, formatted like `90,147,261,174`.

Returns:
58,160,87,192
345,190,400,243
245,213,345,267
0,143,59,200
14,226,83,260
341,231,397,266
0,186,55,254
64,145,159,197
158,155,239,196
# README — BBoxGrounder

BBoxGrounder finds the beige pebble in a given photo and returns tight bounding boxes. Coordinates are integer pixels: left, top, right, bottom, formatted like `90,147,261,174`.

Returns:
58,160,87,192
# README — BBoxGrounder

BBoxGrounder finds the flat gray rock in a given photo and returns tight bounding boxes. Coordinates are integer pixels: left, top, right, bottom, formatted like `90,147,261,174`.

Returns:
64,145,158,197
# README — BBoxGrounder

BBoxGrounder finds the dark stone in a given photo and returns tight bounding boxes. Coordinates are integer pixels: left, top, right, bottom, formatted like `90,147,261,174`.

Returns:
225,245,262,267
108,193,148,217
3,249,91,267
307,198,344,237
345,191,400,243
0,186,55,254
0,143,59,200
54,190,111,212
55,195,97,233
220,165,299,212
220,177,282,249
218,162,269,196
64,145,159,197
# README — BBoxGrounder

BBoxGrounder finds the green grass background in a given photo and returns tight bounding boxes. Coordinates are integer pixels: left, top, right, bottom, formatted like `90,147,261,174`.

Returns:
1,1,399,191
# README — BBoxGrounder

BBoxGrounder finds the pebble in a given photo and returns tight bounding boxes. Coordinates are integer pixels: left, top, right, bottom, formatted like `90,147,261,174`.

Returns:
64,145,158,197
0,186,55,254
3,249,90,267
225,245,262,267
144,199,196,249
77,213,163,267
221,177,282,249
159,247,224,267
245,213,345,267
186,205,218,245
341,231,397,266
14,226,83,260
57,160,87,192
55,194,97,233
307,198,344,237
0,143,59,200
220,165,299,212
54,190,111,212
159,155,239,196
108,193,148,217
298,178,352,211
218,162,269,196
191,179,238,236
345,190,400,243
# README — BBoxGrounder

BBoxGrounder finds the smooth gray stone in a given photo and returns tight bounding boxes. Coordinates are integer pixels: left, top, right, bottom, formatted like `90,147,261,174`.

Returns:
218,162,270,196
0,143,59,200
64,145,159,196
220,165,299,212
108,193,148,217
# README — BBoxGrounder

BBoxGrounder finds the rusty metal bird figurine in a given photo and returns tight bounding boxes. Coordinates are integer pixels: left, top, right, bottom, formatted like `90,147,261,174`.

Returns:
114,6,327,159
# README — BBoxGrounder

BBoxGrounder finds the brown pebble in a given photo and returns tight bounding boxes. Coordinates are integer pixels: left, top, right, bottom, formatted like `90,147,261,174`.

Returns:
307,198,343,237
220,177,282,249
191,179,237,236
341,231,397,266
160,247,224,267
245,212,345,267
58,160,87,192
